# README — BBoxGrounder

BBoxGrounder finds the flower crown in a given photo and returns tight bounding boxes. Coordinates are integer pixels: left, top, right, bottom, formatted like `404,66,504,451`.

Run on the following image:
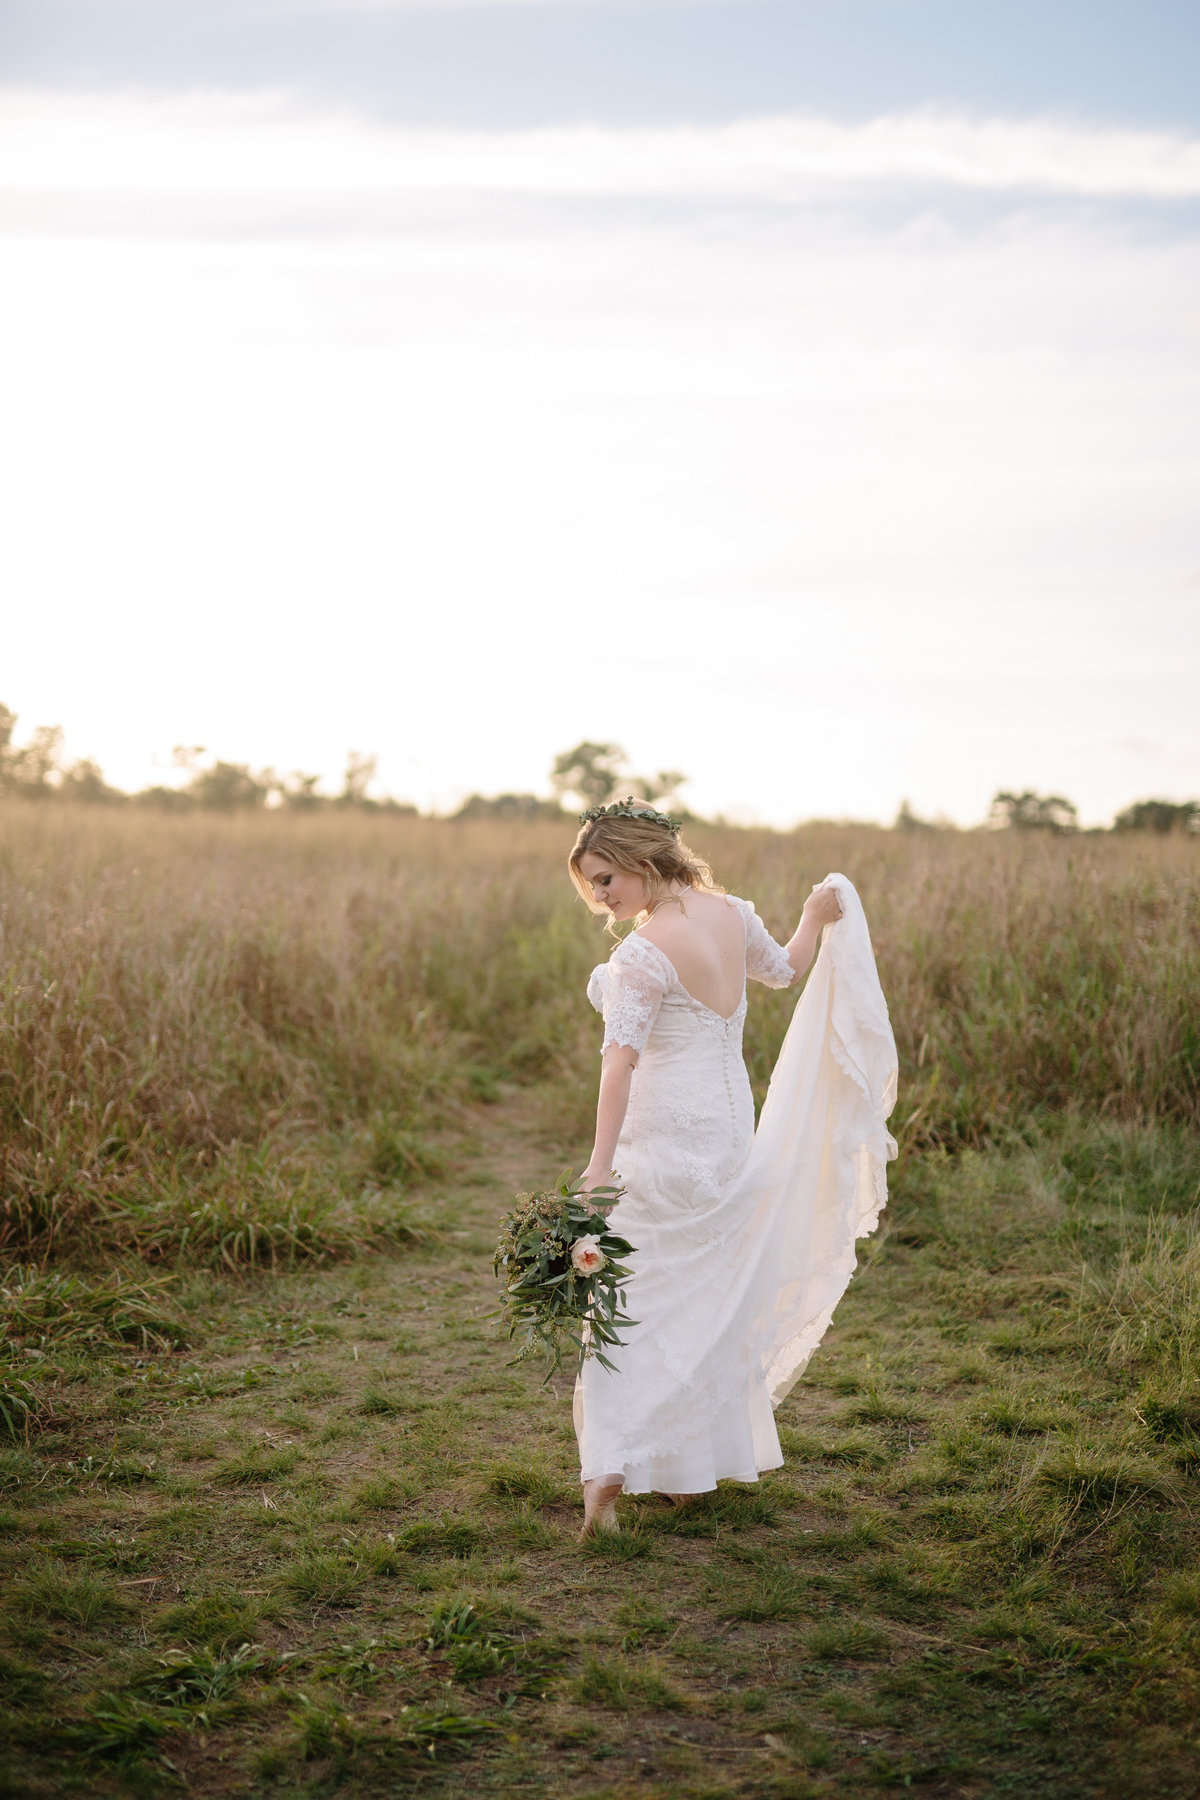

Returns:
578,796,682,832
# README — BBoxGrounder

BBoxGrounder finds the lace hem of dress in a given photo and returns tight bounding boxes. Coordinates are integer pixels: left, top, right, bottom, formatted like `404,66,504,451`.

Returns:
598,993,658,1055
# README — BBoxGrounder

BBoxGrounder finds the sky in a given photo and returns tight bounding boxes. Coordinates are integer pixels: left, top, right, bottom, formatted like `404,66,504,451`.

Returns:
1,2,1198,826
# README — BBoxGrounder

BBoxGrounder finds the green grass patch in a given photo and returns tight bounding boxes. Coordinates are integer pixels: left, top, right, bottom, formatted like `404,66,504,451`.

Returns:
2,1093,1200,1794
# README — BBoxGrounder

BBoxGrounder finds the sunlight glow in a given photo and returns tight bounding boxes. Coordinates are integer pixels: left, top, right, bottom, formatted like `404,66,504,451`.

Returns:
1,87,1197,823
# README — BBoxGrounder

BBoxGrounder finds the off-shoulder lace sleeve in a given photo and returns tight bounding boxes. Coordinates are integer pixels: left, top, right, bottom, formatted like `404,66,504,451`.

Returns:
587,937,671,1055
737,898,796,989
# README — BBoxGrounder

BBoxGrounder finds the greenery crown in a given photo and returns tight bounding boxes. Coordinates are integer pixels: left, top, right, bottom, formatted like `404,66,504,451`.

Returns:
578,796,682,832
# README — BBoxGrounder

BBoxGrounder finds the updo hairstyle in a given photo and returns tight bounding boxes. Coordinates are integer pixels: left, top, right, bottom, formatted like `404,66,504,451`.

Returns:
568,810,719,930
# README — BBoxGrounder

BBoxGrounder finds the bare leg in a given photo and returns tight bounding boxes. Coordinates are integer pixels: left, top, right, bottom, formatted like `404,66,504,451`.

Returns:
582,1475,623,1534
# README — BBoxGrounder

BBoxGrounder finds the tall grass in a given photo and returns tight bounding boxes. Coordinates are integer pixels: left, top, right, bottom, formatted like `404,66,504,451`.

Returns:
0,803,1196,1263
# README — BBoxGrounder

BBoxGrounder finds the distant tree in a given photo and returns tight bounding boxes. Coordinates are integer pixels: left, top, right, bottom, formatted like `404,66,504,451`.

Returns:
551,742,626,810
279,772,324,810
1112,798,1200,834
0,715,64,796
187,761,272,810
133,785,196,811
895,799,932,832
341,752,378,807
989,790,1078,834
454,793,563,821
59,758,123,804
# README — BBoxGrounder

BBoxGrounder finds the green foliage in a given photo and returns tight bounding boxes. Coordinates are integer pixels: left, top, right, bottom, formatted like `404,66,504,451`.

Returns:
365,1120,445,1187
350,1474,401,1511
1114,798,1200,834
155,1592,264,1650
807,1620,891,1661
1139,1396,1200,1460
578,796,683,832
844,1388,924,1426
0,1370,34,1440
484,1456,567,1508
314,1636,391,1691
454,792,564,821
213,1445,298,1485
13,1560,132,1626
424,1598,515,1680
493,1174,635,1377
0,1267,184,1353
72,1690,191,1761
0,1649,48,1706
280,1552,369,1608
580,1523,654,1560
989,789,1079,832
0,710,66,799
138,1640,292,1707
574,1651,685,1710
550,740,627,808
395,1516,479,1558
287,1689,496,1769
1035,1450,1176,1516
724,1572,808,1621
356,1384,409,1417
0,1445,42,1490
185,760,273,810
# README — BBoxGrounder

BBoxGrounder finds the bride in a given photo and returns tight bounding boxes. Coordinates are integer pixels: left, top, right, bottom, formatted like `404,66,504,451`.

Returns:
568,800,897,1533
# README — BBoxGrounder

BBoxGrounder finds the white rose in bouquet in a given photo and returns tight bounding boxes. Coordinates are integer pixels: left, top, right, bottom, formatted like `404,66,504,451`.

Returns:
570,1236,607,1277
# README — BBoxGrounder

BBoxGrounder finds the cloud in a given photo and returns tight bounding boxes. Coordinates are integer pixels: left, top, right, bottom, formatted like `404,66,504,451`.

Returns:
4,86,1200,204
0,83,1197,824
295,0,734,7
291,0,764,9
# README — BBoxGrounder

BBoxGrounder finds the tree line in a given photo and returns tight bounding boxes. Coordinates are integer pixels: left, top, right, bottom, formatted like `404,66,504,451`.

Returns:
0,705,415,815
0,706,1195,832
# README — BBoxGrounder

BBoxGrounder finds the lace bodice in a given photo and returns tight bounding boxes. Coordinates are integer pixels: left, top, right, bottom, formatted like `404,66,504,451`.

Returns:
587,896,794,1055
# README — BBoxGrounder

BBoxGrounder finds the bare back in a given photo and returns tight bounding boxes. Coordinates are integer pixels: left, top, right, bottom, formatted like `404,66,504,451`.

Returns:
634,889,746,1020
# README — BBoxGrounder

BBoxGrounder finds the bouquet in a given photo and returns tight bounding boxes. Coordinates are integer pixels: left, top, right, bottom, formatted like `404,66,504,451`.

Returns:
493,1173,636,1379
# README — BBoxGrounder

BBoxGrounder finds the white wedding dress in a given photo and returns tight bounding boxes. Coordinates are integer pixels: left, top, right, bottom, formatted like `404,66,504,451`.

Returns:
574,876,897,1495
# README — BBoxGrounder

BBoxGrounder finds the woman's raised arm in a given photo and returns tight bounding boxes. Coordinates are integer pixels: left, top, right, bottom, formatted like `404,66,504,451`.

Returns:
784,882,843,982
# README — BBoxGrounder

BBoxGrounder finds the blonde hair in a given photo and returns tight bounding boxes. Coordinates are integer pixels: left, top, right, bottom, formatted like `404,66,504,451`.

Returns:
568,811,719,932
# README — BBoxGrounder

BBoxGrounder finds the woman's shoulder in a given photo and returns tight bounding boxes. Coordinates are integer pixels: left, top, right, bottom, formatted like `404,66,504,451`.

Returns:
634,890,752,955
611,931,675,974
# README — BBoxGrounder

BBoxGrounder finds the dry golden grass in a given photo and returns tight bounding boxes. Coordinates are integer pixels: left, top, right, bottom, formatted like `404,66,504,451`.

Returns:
1,803,1197,1262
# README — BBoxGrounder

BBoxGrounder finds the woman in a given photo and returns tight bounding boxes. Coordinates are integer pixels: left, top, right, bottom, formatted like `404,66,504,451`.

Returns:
568,800,896,1533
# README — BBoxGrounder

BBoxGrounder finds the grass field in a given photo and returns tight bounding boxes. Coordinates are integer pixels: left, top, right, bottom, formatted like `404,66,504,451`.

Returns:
1,805,1199,1797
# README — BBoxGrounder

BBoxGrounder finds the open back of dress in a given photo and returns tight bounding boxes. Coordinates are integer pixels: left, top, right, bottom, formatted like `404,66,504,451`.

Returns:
575,876,897,1494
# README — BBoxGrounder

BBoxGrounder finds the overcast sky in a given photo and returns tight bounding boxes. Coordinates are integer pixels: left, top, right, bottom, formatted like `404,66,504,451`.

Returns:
2,1,1198,824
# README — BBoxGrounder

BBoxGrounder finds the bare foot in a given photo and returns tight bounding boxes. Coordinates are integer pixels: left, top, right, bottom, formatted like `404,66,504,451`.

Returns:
582,1478,623,1535
662,1492,703,1507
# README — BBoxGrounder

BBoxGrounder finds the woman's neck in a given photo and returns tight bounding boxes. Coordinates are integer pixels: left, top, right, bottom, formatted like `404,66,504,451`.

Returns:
640,882,687,920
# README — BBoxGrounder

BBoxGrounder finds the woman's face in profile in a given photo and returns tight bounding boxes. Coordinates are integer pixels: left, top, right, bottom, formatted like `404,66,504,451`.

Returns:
578,853,648,922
